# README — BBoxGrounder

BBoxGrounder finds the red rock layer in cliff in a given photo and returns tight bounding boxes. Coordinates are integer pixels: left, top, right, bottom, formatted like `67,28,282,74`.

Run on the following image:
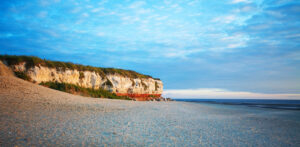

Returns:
116,93,161,101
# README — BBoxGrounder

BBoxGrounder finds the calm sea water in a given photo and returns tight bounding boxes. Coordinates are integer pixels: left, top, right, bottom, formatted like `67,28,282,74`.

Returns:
174,99,300,110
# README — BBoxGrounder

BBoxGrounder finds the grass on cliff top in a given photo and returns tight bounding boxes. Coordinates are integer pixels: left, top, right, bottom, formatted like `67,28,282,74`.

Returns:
40,81,131,100
0,55,159,80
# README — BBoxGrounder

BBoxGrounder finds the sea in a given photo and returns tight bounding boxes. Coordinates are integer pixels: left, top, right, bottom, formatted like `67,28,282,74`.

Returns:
174,99,300,110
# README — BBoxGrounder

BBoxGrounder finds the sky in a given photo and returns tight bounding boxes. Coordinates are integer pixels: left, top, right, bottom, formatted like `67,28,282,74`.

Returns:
0,0,299,99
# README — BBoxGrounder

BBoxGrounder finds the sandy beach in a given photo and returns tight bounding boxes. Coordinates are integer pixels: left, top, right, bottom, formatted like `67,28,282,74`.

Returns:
1,76,300,146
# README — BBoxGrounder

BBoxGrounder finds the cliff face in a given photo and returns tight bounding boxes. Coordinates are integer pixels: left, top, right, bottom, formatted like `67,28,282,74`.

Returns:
8,62,163,100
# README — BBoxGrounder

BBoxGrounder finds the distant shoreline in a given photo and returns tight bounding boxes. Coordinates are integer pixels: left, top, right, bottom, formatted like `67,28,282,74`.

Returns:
174,99,300,110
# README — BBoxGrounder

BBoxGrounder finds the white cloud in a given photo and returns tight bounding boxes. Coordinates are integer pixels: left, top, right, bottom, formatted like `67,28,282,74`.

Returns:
85,5,93,9
165,4,182,13
39,0,60,6
135,8,152,14
227,42,245,48
234,5,256,13
91,7,104,13
187,0,199,6
98,0,108,6
82,13,89,17
218,33,249,49
129,1,146,9
163,0,172,5
266,11,285,18
163,88,300,99
221,33,243,41
154,5,165,10
241,6,254,12
121,15,141,24
155,16,168,21
170,4,179,8
189,13,202,17
223,15,236,23
96,32,105,37
212,15,236,24
164,49,202,58
231,0,250,4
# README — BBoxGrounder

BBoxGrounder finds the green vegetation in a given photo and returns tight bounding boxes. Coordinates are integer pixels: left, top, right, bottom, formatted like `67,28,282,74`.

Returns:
40,81,131,100
149,94,160,98
0,55,157,79
14,71,31,81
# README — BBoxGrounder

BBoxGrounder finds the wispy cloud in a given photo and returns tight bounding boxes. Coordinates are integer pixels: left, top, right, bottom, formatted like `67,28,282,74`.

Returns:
164,49,202,58
96,32,105,37
82,13,89,17
212,15,237,24
128,1,146,9
91,7,104,13
231,0,250,4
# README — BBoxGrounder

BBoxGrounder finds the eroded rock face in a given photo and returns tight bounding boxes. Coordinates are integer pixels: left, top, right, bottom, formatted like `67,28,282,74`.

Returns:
10,63,163,98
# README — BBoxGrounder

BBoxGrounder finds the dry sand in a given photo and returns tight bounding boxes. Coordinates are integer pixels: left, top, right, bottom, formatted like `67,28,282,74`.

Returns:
0,61,13,77
0,76,300,146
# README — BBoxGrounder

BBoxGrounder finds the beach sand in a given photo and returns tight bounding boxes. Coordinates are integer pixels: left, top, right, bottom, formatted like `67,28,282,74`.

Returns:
0,76,299,146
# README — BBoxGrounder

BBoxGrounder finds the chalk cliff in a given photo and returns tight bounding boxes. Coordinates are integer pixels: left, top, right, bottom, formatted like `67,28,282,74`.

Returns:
0,56,163,100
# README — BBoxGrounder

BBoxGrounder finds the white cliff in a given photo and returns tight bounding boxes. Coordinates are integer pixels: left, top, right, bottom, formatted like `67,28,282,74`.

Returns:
9,62,163,96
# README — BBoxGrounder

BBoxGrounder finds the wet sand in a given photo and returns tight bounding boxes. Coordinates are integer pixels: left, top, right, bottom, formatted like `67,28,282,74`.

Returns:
0,76,300,146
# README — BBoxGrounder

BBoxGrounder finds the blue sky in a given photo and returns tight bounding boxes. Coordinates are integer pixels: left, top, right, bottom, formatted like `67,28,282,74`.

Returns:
0,0,299,99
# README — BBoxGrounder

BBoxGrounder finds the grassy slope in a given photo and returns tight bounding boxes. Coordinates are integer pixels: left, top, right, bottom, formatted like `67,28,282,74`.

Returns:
0,55,159,79
40,81,131,100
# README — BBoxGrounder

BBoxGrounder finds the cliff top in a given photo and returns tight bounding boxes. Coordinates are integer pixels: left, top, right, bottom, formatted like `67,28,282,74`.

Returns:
0,55,160,80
